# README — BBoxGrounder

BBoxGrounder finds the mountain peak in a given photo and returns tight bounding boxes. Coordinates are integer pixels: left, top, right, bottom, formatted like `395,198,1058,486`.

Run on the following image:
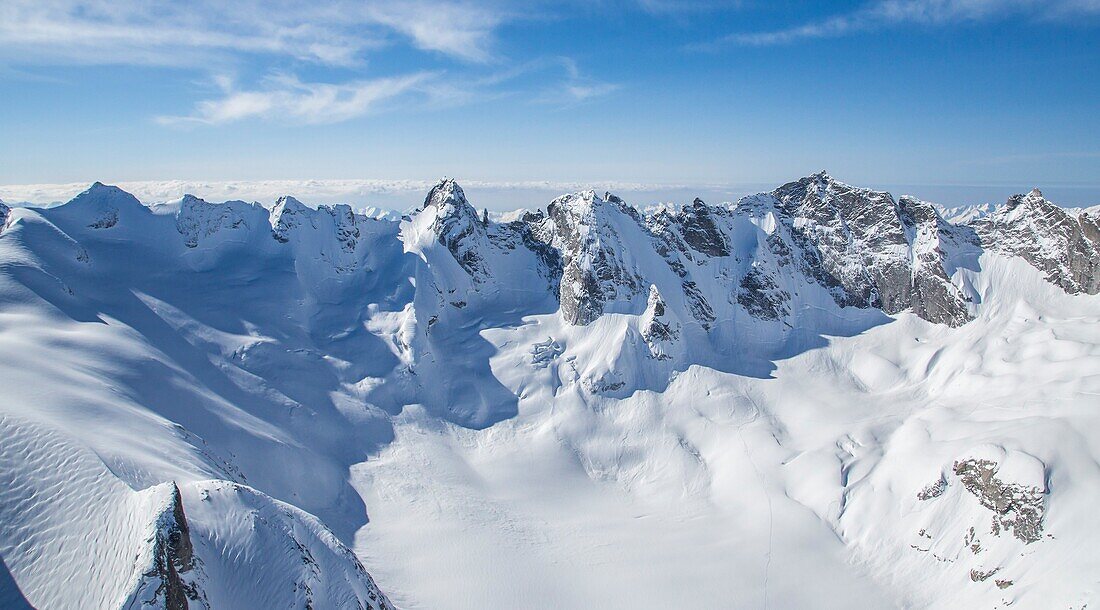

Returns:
548,190,637,223
424,178,469,211
274,195,308,212
1006,188,1051,212
80,181,136,200
79,181,147,206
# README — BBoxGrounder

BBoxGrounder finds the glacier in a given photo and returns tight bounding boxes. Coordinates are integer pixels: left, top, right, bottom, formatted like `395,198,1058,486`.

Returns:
0,173,1097,609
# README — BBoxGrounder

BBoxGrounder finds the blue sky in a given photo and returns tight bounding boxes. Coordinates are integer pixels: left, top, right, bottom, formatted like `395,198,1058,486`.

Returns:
1,0,1098,205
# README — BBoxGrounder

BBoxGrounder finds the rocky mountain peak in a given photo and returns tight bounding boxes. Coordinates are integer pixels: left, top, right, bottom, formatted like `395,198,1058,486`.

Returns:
420,179,490,279
1004,188,1051,213
534,190,651,325
970,191,1100,295
423,178,472,214
751,175,979,325
898,195,944,226
546,190,644,235
677,197,730,258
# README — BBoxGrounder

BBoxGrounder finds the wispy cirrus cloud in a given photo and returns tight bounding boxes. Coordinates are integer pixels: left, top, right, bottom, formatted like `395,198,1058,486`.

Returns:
362,1,508,63
157,73,443,125
705,0,1100,47
159,53,620,125
0,0,509,66
0,1,626,126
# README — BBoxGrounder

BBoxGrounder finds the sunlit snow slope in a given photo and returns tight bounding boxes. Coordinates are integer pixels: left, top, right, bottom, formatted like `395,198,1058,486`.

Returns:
0,175,1097,609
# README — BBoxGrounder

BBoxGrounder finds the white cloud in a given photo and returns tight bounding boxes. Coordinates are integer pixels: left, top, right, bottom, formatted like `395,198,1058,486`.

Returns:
714,0,1100,47
0,1,620,124
362,1,507,63
158,72,438,125
0,0,510,66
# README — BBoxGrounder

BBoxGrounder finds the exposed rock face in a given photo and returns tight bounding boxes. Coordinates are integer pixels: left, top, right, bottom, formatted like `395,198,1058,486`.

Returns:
531,191,648,325
0,200,9,230
140,483,202,610
969,189,1100,295
916,477,947,501
423,179,490,279
1080,211,1100,246
735,172,975,326
954,458,1045,543
896,196,976,326
769,172,899,309
507,210,564,296
676,198,731,259
640,285,678,360
737,265,790,321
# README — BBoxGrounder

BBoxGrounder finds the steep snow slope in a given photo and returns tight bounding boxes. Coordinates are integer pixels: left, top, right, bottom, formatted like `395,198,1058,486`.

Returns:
0,186,397,609
0,175,1098,609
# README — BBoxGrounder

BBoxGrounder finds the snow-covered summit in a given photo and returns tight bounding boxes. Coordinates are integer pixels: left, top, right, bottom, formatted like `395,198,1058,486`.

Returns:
52,181,149,229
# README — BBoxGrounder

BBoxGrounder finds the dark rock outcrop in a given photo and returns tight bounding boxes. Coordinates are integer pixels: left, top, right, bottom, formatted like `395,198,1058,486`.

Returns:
953,458,1045,544
678,198,730,258
142,483,202,610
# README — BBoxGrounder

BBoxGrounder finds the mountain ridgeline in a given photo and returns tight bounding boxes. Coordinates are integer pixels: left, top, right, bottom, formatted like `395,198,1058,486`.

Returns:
423,172,1097,329
0,172,1098,609
9,173,1096,335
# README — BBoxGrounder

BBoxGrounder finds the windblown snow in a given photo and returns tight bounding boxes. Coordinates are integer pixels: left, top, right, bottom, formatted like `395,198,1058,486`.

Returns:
0,174,1097,609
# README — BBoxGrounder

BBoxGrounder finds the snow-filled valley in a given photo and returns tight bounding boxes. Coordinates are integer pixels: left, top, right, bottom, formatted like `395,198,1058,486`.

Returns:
0,173,1098,609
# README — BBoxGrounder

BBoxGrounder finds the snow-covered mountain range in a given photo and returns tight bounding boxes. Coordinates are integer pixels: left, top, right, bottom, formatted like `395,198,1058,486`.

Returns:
0,173,1097,609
